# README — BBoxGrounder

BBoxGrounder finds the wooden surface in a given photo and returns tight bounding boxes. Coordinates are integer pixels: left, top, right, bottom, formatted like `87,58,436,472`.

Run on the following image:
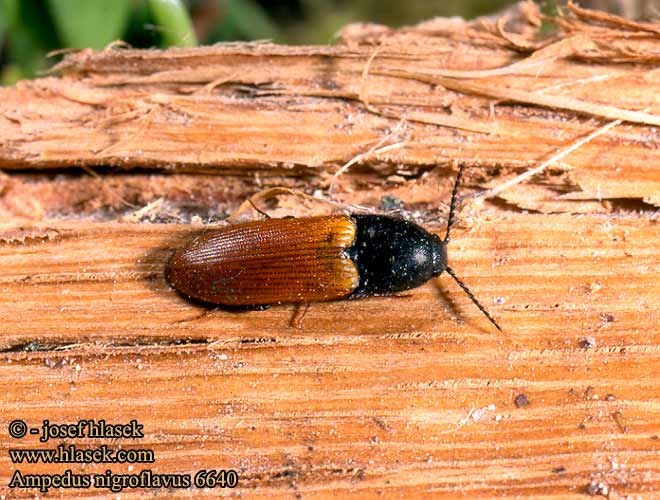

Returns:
1,2,660,498
1,1,660,207
1,215,660,498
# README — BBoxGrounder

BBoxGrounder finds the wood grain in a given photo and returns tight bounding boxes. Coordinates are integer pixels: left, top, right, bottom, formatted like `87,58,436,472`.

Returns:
1,2,659,210
1,214,659,498
1,2,659,498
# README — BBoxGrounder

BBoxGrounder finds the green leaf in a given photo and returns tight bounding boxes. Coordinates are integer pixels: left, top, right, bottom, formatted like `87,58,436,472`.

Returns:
3,0,58,79
1,64,25,85
0,0,19,40
147,0,197,47
46,0,132,48
220,0,279,41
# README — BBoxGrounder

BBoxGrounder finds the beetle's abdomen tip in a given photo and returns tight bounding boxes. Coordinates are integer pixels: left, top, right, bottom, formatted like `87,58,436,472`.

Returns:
165,248,190,292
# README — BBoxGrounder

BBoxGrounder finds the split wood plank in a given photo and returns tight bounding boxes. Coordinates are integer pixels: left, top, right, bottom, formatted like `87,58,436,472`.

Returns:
1,2,659,209
1,213,659,498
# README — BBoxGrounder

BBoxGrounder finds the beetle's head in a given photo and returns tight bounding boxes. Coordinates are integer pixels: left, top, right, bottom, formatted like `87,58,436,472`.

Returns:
431,234,448,277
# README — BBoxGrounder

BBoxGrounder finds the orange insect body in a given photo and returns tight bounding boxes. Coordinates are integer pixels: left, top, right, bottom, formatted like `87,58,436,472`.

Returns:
167,216,360,305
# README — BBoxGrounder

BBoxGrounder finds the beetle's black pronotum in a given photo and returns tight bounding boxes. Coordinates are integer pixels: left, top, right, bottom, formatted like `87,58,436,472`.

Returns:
167,164,501,330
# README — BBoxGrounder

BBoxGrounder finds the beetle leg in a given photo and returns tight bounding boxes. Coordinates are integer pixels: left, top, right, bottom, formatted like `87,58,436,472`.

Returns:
290,303,311,329
172,307,219,324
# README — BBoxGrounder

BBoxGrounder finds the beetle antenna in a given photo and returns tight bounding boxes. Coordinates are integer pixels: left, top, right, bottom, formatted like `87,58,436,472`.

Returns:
445,266,502,331
444,163,466,244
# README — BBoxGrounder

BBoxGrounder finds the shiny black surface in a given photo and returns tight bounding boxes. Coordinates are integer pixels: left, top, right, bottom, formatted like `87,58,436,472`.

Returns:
347,215,447,297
